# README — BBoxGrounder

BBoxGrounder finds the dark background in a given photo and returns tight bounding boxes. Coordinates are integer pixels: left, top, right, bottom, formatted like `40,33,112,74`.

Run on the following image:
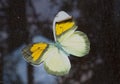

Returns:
0,0,120,84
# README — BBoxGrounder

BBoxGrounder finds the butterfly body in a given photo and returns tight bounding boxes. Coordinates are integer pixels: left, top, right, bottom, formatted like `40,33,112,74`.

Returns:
54,41,69,56
22,11,90,76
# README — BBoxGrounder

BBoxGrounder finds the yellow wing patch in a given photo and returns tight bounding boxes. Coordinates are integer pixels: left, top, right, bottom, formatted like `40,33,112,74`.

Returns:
55,20,75,36
30,43,48,61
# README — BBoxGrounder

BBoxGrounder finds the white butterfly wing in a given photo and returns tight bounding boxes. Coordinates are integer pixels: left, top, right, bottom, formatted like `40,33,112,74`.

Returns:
43,45,71,76
58,29,90,57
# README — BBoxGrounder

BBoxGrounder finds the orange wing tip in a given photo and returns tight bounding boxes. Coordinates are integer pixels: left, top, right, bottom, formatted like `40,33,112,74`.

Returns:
30,43,48,61
55,20,75,36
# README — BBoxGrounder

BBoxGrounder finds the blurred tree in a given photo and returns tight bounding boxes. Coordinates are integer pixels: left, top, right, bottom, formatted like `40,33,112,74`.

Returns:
0,0,8,83
7,0,34,84
0,12,3,84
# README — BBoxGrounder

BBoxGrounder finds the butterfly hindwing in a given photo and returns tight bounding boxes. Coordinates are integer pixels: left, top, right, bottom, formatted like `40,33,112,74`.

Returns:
22,42,49,65
43,45,71,76
59,30,90,57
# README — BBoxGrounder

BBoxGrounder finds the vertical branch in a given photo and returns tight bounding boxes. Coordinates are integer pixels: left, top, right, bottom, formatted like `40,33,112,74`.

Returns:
7,0,33,84
27,65,34,84
0,48,3,83
26,0,35,84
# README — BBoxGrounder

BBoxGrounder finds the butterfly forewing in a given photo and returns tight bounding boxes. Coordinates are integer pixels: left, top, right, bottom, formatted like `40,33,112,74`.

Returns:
53,11,76,41
22,42,49,65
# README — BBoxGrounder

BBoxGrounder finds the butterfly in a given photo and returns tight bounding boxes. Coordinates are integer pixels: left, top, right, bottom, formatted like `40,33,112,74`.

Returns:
22,11,90,76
